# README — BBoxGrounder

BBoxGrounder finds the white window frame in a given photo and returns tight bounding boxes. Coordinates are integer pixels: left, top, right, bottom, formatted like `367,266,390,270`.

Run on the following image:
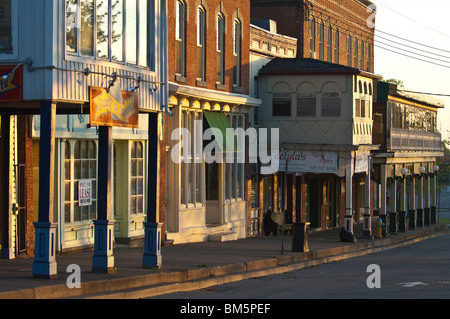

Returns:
63,139,98,225
180,109,204,208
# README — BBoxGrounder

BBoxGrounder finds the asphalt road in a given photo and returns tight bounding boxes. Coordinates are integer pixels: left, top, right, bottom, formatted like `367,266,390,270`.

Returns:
154,233,450,300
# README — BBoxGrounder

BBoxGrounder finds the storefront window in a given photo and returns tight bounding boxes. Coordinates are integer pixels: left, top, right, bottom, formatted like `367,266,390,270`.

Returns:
64,140,98,223
130,141,144,214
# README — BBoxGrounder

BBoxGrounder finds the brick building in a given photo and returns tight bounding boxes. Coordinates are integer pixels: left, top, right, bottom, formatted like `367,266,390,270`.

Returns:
165,0,261,244
250,0,375,72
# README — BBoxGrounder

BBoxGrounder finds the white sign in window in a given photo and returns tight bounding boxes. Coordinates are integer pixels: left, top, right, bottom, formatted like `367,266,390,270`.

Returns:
78,179,92,207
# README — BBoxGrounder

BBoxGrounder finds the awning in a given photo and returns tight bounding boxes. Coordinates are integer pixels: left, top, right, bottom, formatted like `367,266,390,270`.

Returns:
203,111,237,152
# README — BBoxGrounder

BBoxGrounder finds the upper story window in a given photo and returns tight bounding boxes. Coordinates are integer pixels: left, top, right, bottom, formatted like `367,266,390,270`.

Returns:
347,35,352,67
216,13,225,85
197,6,206,81
233,19,242,88
65,0,155,70
319,22,324,61
0,0,18,59
310,17,316,58
327,26,332,63
272,93,292,117
297,93,316,117
176,0,187,77
334,29,339,64
321,92,341,117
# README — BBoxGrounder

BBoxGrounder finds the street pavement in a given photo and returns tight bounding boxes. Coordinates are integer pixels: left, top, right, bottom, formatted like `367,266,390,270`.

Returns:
0,221,448,299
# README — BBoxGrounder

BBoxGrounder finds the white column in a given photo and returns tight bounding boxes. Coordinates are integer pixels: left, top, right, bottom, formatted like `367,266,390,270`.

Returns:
363,170,372,237
344,156,354,233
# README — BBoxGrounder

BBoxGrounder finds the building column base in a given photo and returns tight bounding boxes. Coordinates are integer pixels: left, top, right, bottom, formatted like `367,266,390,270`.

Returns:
362,210,373,239
32,222,58,279
398,211,407,233
416,209,424,227
424,208,431,226
389,212,398,235
431,206,437,224
143,222,162,269
408,210,416,230
92,220,115,274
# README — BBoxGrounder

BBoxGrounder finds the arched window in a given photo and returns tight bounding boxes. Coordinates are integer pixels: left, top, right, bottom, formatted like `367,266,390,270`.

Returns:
176,0,187,77
197,6,206,81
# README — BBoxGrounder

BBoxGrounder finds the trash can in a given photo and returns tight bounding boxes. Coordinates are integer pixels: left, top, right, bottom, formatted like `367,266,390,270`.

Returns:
292,222,309,252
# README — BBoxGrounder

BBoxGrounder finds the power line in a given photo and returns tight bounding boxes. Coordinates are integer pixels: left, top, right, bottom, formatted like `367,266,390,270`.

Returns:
377,30,450,54
372,0,450,40
396,88,450,98
375,39,450,65
375,34,450,60
375,44,450,69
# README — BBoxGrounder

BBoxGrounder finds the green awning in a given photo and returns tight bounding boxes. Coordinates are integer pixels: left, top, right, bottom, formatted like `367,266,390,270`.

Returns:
203,111,237,152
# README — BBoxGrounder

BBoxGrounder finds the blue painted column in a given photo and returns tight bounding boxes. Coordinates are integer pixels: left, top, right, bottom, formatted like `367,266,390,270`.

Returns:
143,112,162,268
33,101,58,278
92,125,114,273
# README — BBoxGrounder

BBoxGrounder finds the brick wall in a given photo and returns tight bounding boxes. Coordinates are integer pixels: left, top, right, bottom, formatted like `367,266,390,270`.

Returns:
168,0,250,95
251,0,375,72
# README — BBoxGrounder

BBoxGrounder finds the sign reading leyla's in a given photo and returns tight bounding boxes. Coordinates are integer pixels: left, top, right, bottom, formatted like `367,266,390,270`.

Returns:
0,65,23,103
89,85,139,128
278,150,338,174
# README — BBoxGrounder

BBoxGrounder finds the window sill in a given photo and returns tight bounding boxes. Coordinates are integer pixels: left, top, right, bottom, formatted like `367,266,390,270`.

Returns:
175,74,188,84
196,79,208,88
215,83,227,91
233,85,243,94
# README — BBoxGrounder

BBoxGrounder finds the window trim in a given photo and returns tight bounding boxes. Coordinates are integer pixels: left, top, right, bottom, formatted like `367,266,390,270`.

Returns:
63,139,98,225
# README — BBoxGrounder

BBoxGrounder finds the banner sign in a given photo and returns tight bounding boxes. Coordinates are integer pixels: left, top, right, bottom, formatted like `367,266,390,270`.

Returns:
278,150,338,174
78,179,92,206
89,85,139,128
0,65,23,103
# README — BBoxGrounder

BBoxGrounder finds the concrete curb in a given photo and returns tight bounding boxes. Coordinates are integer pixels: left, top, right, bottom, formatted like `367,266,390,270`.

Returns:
1,224,447,299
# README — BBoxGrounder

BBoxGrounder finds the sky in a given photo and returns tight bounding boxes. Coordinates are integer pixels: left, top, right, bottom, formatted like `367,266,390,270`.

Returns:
372,0,450,140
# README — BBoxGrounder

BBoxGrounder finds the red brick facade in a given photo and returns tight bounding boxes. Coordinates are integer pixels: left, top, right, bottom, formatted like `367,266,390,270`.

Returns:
168,0,250,95
250,0,375,72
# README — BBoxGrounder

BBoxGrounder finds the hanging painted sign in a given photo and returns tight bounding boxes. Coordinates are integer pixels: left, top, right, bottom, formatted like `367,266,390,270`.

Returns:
78,179,92,207
278,150,338,174
0,65,23,103
89,85,139,128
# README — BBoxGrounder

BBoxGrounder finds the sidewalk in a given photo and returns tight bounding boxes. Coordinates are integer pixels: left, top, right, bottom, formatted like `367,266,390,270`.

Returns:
0,223,448,299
